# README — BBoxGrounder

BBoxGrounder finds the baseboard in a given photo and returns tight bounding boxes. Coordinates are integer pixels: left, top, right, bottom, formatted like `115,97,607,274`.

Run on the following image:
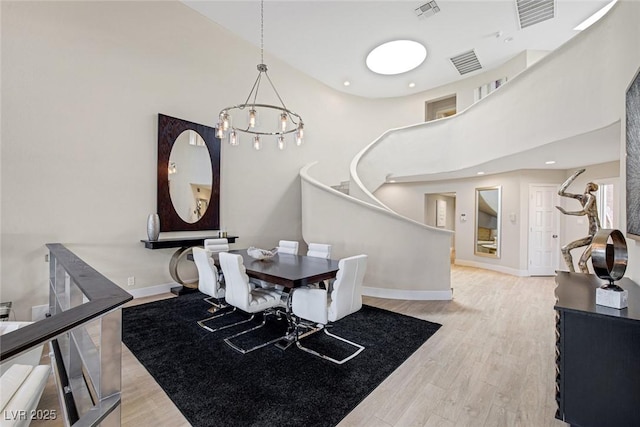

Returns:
128,282,178,299
454,260,529,277
362,286,453,301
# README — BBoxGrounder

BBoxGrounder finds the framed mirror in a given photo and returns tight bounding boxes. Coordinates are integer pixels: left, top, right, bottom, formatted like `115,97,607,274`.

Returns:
157,114,220,232
475,186,501,258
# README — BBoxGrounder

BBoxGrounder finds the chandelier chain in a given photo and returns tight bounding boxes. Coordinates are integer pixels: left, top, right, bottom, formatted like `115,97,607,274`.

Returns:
260,0,264,65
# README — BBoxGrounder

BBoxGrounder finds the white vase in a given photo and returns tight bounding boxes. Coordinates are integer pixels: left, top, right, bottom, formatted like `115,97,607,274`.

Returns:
147,214,160,241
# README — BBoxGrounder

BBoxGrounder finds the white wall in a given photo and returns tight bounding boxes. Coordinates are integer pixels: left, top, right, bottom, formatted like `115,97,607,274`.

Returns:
375,169,570,275
2,2,639,318
353,2,639,198
410,51,534,115
0,1,436,319
301,164,453,299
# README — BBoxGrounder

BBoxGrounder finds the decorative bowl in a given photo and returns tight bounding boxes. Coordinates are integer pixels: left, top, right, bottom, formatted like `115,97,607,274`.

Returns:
247,246,278,261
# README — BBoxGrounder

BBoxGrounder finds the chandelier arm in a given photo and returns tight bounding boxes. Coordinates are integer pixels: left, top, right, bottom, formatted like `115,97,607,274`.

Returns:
242,72,263,108
263,71,300,126
250,73,262,108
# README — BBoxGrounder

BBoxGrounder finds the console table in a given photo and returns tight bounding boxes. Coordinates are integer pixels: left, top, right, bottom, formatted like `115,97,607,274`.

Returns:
554,272,640,427
140,236,238,295
140,236,237,249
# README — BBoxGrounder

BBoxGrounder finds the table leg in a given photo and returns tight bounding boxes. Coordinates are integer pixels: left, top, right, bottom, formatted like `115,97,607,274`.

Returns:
169,246,199,295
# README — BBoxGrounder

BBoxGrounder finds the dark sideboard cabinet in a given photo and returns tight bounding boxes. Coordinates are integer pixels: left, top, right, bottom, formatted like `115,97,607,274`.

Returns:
554,272,640,427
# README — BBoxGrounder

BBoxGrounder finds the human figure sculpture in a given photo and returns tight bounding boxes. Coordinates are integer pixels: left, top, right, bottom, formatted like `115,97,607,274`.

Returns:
556,169,601,273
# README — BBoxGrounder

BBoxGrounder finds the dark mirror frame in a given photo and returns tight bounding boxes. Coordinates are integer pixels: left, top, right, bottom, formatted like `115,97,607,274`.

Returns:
157,114,221,232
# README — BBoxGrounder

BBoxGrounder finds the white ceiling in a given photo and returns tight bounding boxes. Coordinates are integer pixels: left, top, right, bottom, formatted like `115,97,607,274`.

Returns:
182,0,619,181
183,0,611,99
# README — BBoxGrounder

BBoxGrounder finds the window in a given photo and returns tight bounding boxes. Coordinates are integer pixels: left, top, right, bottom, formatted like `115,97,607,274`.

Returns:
596,182,616,228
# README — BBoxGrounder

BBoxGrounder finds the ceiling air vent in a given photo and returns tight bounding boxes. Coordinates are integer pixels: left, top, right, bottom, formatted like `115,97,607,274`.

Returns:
415,1,440,18
515,0,555,29
450,50,482,75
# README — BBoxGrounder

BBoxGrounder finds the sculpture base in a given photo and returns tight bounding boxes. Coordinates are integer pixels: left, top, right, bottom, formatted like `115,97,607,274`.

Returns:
596,286,629,309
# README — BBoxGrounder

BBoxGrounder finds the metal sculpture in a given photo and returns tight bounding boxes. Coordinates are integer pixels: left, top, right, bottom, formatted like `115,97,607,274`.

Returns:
556,169,601,273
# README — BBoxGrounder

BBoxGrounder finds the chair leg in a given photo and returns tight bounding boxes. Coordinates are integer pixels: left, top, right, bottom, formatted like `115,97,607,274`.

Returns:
197,308,255,333
295,327,365,365
203,296,228,313
223,314,286,354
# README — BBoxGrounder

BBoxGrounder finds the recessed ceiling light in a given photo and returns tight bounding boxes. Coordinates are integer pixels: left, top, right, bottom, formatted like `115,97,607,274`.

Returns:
477,171,485,175
545,160,556,165
408,82,416,88
343,80,351,87
366,40,427,75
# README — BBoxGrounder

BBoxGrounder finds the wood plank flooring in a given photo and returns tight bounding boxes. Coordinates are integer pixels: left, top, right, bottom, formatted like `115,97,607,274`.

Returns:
31,266,567,426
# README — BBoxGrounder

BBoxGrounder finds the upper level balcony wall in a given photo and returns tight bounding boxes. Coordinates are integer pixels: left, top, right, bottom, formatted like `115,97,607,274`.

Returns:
351,2,639,198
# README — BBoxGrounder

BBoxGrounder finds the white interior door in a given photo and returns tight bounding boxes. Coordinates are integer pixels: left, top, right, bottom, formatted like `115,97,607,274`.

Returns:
528,184,560,276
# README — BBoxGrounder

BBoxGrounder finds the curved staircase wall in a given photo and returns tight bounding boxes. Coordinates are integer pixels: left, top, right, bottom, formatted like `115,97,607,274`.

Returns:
351,2,639,196
301,163,453,300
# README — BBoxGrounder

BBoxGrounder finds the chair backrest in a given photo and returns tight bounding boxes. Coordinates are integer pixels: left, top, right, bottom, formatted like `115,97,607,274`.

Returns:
193,247,219,297
306,243,332,259
204,238,229,253
218,252,251,309
278,240,299,255
328,254,367,322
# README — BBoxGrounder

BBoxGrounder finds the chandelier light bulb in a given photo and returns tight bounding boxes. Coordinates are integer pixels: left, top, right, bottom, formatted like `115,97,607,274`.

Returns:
220,111,231,131
216,127,225,139
295,124,304,146
278,135,286,150
280,113,288,132
248,109,258,128
229,129,239,146
253,135,261,150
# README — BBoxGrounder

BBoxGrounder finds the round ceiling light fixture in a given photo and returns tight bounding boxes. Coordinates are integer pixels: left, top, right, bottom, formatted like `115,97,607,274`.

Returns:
366,40,427,75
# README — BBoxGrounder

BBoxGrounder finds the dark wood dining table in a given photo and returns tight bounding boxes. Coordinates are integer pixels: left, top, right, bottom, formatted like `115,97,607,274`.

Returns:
215,249,339,289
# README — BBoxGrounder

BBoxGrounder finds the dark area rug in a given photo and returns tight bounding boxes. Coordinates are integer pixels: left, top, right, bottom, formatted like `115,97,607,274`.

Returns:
122,292,441,427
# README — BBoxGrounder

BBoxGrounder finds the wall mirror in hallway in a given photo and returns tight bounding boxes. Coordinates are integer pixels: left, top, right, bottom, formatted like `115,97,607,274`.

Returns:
157,114,221,232
475,186,501,258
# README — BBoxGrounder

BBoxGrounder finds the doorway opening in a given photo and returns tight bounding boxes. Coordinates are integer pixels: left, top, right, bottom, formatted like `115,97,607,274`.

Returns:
424,193,456,263
425,95,456,122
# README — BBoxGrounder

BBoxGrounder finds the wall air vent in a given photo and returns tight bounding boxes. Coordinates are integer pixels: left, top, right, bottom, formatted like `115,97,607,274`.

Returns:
515,0,555,29
415,1,440,18
449,50,482,75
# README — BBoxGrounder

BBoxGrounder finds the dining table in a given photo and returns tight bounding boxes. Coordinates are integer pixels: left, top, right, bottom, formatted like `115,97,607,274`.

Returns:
214,249,340,289
213,249,340,350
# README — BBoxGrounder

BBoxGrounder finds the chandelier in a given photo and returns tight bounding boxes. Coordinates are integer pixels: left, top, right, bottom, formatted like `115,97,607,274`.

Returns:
216,0,304,151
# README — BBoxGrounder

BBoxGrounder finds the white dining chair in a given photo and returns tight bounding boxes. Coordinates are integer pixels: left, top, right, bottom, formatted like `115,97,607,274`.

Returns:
277,240,299,255
203,238,229,283
305,243,333,289
193,247,225,307
204,238,229,253
290,254,368,364
219,252,285,354
306,243,332,259
193,247,236,332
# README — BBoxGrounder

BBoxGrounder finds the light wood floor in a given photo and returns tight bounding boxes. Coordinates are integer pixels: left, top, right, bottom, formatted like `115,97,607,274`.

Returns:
33,265,567,427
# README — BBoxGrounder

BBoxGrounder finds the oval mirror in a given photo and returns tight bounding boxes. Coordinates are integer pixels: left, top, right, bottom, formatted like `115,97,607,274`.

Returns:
168,130,213,223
